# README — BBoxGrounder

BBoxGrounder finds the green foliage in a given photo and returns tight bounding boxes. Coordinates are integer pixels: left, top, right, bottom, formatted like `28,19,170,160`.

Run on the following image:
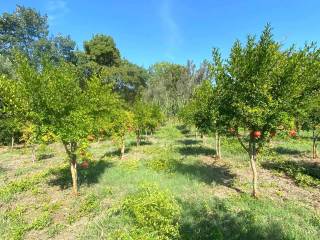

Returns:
120,184,181,240
0,171,48,202
179,80,216,135
2,203,58,240
212,25,305,140
14,55,119,154
2,206,28,240
79,193,100,215
109,109,134,147
36,143,54,160
0,5,48,57
133,100,164,142
145,61,209,116
262,158,320,187
0,74,27,144
84,34,121,67
101,60,149,102
33,34,77,64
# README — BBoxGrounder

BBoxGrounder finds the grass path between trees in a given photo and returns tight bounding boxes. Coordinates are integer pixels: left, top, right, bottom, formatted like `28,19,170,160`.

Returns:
0,122,319,239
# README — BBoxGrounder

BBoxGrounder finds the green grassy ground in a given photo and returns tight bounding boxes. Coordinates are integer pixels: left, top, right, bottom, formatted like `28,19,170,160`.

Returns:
0,122,319,239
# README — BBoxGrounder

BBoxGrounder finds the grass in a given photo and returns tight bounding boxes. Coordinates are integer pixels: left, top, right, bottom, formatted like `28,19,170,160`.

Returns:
0,122,319,239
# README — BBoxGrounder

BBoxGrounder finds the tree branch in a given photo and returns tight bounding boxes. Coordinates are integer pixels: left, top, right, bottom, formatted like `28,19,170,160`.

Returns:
237,135,249,153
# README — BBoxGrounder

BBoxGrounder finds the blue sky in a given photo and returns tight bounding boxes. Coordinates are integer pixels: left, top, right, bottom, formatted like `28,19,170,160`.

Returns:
1,0,320,67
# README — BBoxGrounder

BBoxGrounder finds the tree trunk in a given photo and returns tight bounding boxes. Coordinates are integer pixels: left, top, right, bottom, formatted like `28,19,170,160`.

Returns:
249,141,258,198
120,141,125,160
11,135,14,150
215,132,221,159
70,159,78,195
32,145,36,163
136,132,140,146
312,130,318,159
64,141,78,195
218,134,221,159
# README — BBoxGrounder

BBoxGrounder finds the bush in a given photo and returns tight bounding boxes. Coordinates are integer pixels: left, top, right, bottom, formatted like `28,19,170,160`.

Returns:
147,157,178,172
121,184,181,240
36,144,54,160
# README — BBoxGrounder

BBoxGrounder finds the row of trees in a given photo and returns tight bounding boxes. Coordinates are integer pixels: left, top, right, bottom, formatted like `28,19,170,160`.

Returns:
0,6,165,195
180,25,320,198
0,6,206,145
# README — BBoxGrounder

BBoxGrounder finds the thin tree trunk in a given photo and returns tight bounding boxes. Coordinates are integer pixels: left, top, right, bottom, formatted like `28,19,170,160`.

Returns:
215,132,220,159
70,159,78,195
32,145,36,163
11,135,14,150
136,131,140,146
249,141,258,198
120,140,125,160
64,141,78,195
312,130,318,159
218,134,221,159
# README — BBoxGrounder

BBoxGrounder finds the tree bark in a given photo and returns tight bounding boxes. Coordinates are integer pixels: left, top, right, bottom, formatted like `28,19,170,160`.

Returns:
218,134,221,159
120,141,125,160
215,132,221,159
11,135,14,150
249,141,258,198
136,132,140,146
312,130,318,159
32,145,36,163
64,141,78,195
70,159,78,195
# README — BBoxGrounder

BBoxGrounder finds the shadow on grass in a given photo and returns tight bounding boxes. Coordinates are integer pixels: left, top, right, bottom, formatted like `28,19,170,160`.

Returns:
273,147,303,155
48,160,113,190
99,140,152,160
177,139,202,145
128,139,153,147
173,161,239,190
261,159,320,187
100,148,131,160
38,153,55,161
179,199,292,240
176,125,190,135
179,146,216,157
0,166,6,175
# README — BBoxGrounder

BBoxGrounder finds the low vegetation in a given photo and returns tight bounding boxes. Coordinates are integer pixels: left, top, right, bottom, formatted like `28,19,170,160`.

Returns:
0,123,319,239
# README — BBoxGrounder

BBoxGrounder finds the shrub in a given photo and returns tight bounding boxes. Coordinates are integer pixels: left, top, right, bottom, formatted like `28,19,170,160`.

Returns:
121,184,181,240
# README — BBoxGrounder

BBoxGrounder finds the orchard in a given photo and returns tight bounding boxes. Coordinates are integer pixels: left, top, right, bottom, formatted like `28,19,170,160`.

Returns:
0,4,319,240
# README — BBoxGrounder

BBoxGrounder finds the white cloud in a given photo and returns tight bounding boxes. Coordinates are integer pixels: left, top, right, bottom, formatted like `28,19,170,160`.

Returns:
159,0,182,60
46,0,69,25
